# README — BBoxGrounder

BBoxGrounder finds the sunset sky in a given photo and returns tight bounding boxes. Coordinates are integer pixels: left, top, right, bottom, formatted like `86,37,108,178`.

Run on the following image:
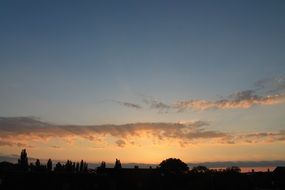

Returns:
0,0,285,164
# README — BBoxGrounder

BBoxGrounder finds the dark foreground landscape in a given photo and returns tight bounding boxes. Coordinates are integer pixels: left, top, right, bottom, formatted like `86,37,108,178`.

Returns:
1,150,285,190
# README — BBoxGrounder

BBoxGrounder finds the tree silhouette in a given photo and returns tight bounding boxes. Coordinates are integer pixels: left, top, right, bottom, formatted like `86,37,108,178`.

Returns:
54,162,63,172
159,158,189,175
71,161,75,171
35,159,41,168
47,159,52,172
191,165,209,173
225,166,241,173
114,159,122,169
75,162,79,172
18,149,29,171
65,160,74,172
32,158,47,172
33,159,41,172
97,161,106,173
80,160,84,172
79,160,88,172
100,161,106,169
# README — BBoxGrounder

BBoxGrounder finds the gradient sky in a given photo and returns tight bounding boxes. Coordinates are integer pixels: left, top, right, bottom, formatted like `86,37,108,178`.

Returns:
0,0,285,164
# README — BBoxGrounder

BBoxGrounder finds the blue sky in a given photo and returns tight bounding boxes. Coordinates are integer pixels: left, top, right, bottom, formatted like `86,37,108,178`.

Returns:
1,0,285,124
0,0,285,163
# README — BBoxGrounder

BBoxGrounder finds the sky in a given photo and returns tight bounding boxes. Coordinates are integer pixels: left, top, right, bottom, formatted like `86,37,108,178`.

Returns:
0,0,285,165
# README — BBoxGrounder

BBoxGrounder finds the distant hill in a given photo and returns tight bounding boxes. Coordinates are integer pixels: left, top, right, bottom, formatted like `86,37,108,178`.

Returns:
1,154,284,170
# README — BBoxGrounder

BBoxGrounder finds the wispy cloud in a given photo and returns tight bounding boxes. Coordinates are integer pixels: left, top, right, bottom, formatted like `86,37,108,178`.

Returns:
143,98,171,113
237,131,285,143
141,76,285,112
115,139,126,147
111,100,142,109
255,75,285,94
174,90,285,111
0,139,27,147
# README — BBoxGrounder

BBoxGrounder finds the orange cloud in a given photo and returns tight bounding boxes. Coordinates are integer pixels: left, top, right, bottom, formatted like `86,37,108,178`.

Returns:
174,92,285,111
138,77,285,112
0,117,225,147
1,117,284,148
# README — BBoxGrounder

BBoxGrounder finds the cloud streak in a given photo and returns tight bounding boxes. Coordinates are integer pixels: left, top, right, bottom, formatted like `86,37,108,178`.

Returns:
174,91,285,111
255,75,285,94
143,98,171,113
237,131,285,143
113,100,142,109
0,139,27,147
141,76,285,112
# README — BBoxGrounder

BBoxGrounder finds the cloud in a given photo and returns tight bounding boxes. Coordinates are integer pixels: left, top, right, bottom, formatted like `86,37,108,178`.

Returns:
255,75,285,93
51,145,61,149
174,90,285,111
237,131,285,143
113,100,142,109
115,139,126,147
0,117,227,147
142,76,285,112
115,75,280,113
0,139,27,147
108,76,285,113
0,117,284,148
143,98,171,113
110,76,285,112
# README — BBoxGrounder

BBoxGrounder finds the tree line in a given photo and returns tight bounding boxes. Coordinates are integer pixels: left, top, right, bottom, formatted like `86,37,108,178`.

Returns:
15,149,241,174
17,149,88,173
